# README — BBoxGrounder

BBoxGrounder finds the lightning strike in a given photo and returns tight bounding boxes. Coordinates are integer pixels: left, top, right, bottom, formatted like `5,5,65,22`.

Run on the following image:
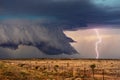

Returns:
94,29,102,59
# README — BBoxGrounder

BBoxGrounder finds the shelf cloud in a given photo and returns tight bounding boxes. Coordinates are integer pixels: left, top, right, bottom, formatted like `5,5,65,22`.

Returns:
0,0,120,58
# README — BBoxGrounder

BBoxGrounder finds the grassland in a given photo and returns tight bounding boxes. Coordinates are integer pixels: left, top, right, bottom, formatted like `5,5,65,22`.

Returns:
0,59,119,80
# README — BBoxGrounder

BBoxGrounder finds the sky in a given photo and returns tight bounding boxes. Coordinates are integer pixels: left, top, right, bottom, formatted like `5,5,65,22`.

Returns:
0,0,120,59
64,27,120,59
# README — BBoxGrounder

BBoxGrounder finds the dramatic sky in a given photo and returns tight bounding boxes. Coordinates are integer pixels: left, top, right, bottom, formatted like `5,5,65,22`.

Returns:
0,0,120,59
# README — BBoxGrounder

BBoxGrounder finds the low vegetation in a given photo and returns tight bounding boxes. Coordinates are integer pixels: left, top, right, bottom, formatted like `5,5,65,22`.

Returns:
0,59,119,80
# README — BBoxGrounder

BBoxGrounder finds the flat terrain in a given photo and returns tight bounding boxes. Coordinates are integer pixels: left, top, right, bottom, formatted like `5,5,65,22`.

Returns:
0,59,119,80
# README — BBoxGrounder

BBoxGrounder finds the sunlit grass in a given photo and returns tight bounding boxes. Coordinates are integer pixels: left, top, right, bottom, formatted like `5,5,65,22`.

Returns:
0,59,119,80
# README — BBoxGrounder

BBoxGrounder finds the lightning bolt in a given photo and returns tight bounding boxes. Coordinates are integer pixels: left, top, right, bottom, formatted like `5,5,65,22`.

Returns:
94,29,102,59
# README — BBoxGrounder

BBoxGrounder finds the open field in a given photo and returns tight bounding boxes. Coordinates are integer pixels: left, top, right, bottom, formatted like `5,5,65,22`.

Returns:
0,59,119,80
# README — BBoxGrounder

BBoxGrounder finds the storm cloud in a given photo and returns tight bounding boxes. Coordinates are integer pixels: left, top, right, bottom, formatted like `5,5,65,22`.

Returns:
0,0,120,25
0,19,77,55
0,0,120,58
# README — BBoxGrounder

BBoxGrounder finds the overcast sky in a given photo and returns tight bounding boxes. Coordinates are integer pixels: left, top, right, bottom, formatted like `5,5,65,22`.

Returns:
0,0,120,59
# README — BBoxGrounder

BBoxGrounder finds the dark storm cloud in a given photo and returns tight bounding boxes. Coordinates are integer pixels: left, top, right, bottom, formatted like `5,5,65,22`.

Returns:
0,0,120,58
1,0,120,28
0,0,103,29
0,21,77,55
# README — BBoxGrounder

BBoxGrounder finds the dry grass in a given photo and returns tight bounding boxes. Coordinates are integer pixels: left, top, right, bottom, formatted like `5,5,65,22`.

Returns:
0,59,119,80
